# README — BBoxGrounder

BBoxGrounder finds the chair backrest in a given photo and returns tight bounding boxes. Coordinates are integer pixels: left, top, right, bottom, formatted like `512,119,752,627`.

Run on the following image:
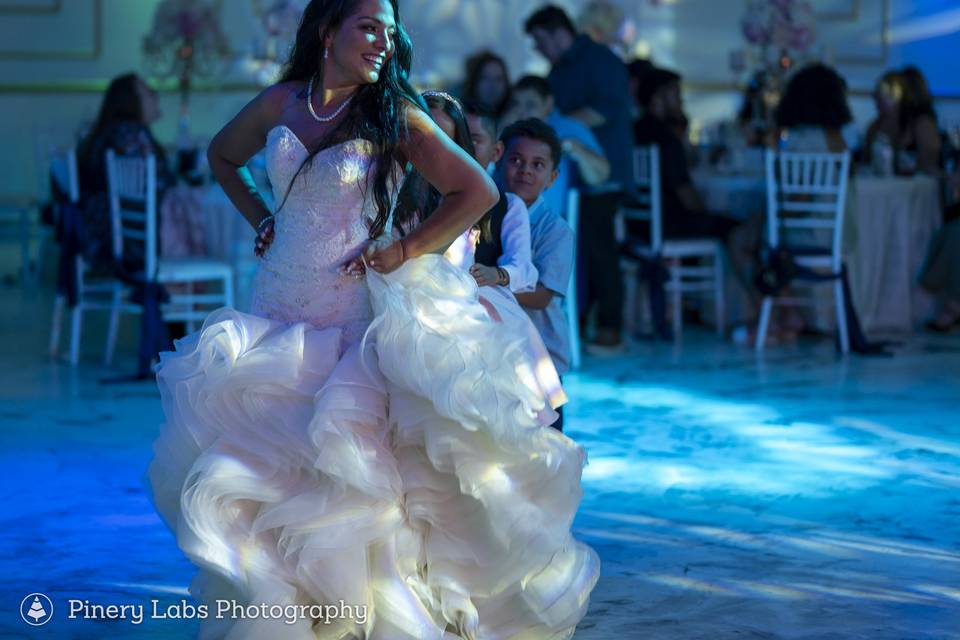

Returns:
565,188,581,370
106,150,158,278
764,150,850,268
49,147,79,204
623,144,663,251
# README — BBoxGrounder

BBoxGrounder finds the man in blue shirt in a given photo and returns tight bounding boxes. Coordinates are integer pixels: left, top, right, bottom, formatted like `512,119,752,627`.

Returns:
525,5,634,352
503,75,610,222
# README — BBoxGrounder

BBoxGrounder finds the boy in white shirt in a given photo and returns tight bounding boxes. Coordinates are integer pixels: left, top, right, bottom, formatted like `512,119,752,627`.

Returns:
461,102,538,294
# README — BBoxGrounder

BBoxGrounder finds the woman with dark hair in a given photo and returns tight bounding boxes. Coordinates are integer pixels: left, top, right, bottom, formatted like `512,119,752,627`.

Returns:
862,70,905,170
460,50,511,121
774,62,852,152
146,2,598,638
862,68,941,175
768,63,856,342
897,65,941,175
76,72,174,272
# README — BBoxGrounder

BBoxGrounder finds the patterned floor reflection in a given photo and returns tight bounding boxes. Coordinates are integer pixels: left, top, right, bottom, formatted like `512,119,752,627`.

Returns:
2,286,958,638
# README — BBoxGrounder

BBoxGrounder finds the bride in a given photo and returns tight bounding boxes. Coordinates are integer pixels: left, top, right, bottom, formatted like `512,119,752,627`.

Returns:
147,1,599,638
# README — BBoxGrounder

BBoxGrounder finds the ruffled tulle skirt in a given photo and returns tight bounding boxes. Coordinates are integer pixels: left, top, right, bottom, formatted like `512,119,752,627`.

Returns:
148,254,599,639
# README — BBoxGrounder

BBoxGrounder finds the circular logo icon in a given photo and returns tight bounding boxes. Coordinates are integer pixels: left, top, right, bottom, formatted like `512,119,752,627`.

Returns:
20,593,54,626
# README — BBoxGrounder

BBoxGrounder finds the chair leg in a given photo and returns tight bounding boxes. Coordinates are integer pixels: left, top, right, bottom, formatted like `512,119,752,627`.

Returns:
569,313,581,370
223,271,235,309
755,297,773,351
566,272,580,370
714,251,726,337
104,284,122,366
834,279,850,354
670,262,682,339
622,262,637,336
69,305,82,366
185,281,196,334
49,294,65,357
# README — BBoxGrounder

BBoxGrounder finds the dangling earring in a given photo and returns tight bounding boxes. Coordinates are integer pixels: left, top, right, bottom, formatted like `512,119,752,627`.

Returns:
324,48,329,60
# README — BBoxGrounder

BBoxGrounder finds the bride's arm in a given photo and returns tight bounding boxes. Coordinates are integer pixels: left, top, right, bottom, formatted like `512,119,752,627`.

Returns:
207,85,286,231
367,106,498,273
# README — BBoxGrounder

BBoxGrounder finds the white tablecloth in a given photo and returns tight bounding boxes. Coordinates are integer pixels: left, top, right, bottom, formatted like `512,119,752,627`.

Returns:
688,170,941,334
692,170,766,219
161,184,258,311
848,175,941,334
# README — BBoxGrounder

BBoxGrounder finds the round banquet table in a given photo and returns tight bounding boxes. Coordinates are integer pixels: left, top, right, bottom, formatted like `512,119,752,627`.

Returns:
847,174,941,334
689,169,941,334
691,169,766,220
160,183,259,312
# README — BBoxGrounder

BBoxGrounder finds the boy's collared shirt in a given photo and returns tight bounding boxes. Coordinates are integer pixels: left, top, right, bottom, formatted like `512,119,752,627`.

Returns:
498,192,538,293
445,192,538,294
524,196,575,375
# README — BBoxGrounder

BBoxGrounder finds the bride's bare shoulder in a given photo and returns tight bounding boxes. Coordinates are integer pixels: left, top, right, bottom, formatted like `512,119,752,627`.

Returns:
254,81,305,114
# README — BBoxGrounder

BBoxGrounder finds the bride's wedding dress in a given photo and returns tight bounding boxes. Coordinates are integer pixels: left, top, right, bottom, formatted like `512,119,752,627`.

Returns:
147,125,599,639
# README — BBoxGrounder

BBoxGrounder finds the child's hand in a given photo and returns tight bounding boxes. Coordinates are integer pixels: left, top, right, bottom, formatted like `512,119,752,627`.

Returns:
469,264,502,287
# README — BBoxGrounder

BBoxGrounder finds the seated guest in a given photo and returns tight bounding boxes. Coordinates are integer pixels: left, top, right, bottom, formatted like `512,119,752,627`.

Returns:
862,70,905,169
770,63,856,342
76,73,175,274
627,58,655,114
460,51,512,123
898,65,942,175
463,102,538,293
632,67,738,241
920,172,960,331
861,67,941,176
501,75,610,220
499,118,574,431
775,63,852,154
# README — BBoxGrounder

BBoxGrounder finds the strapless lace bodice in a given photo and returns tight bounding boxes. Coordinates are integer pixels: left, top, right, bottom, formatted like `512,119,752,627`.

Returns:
249,125,394,341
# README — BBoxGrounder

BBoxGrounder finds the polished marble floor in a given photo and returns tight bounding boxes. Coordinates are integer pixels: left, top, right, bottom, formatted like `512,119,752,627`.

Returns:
1,284,958,639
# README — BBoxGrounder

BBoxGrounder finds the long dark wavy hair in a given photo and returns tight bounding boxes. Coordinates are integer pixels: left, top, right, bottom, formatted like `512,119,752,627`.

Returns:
277,0,422,239
392,91,491,241
78,73,150,163
899,65,937,133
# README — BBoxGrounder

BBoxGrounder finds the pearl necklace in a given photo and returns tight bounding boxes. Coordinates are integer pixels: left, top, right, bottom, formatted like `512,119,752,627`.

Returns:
306,74,353,122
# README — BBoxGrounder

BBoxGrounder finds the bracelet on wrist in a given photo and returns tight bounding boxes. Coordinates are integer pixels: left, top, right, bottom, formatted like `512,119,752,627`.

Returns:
256,215,274,235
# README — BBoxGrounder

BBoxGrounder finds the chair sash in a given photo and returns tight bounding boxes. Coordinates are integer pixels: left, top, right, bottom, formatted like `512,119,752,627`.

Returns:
757,244,892,355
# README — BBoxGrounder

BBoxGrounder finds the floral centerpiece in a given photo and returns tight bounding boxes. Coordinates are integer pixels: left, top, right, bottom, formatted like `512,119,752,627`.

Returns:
736,0,817,136
742,0,816,56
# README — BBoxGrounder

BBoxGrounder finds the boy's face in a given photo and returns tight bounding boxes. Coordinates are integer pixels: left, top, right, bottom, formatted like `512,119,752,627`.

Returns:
509,88,553,121
466,113,503,168
501,135,558,206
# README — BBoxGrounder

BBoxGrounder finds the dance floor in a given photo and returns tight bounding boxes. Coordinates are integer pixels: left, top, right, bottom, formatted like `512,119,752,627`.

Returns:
2,285,958,639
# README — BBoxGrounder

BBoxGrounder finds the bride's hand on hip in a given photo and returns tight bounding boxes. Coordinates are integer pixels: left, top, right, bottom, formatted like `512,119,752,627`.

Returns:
254,216,275,257
366,239,407,274
339,256,366,279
